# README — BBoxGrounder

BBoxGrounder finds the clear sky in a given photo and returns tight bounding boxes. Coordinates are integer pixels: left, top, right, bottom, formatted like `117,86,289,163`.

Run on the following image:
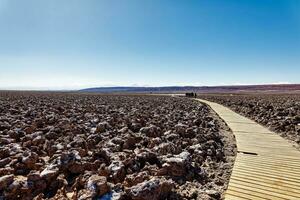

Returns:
0,0,299,90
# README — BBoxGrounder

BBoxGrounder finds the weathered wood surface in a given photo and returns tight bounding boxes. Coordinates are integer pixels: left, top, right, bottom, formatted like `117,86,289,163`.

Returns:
197,99,300,200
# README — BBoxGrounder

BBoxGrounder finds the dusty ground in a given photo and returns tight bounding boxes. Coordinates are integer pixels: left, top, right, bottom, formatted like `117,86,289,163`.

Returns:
0,92,236,200
200,93,300,149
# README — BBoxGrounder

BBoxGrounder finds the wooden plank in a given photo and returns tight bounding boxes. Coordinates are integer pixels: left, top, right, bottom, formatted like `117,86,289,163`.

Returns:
232,169,300,183
230,174,300,190
196,99,300,200
230,176,300,195
228,182,299,200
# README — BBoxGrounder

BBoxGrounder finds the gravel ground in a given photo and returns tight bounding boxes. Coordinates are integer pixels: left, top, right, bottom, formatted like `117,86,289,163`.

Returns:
200,94,300,148
0,92,236,200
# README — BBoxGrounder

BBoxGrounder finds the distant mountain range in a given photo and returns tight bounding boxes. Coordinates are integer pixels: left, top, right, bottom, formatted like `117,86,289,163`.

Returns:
79,84,300,93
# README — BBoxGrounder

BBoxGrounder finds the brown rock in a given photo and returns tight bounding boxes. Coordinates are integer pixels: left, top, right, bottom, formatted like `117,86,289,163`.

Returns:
126,178,174,200
0,174,14,190
0,147,10,159
108,161,126,183
86,175,110,197
160,151,191,177
154,142,180,155
0,157,11,167
0,167,14,176
40,165,59,181
124,171,150,187
96,121,110,133
140,125,162,137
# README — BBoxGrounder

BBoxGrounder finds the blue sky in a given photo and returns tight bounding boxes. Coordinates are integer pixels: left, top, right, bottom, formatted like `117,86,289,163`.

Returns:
0,0,299,89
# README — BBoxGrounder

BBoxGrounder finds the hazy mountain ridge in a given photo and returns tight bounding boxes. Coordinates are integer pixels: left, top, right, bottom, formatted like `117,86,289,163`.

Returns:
80,84,300,93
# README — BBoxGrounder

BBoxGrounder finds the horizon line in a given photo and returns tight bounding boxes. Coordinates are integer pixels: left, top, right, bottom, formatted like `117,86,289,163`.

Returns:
0,83,299,91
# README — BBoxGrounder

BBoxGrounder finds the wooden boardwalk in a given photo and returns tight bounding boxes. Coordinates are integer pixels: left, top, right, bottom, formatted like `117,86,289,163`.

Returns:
197,99,300,200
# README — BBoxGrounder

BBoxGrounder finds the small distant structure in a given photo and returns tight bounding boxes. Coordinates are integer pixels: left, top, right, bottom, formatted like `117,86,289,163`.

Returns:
185,92,197,97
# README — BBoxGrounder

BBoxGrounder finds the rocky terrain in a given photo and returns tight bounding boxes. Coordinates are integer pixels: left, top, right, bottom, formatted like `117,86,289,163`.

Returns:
201,94,300,147
0,92,236,200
